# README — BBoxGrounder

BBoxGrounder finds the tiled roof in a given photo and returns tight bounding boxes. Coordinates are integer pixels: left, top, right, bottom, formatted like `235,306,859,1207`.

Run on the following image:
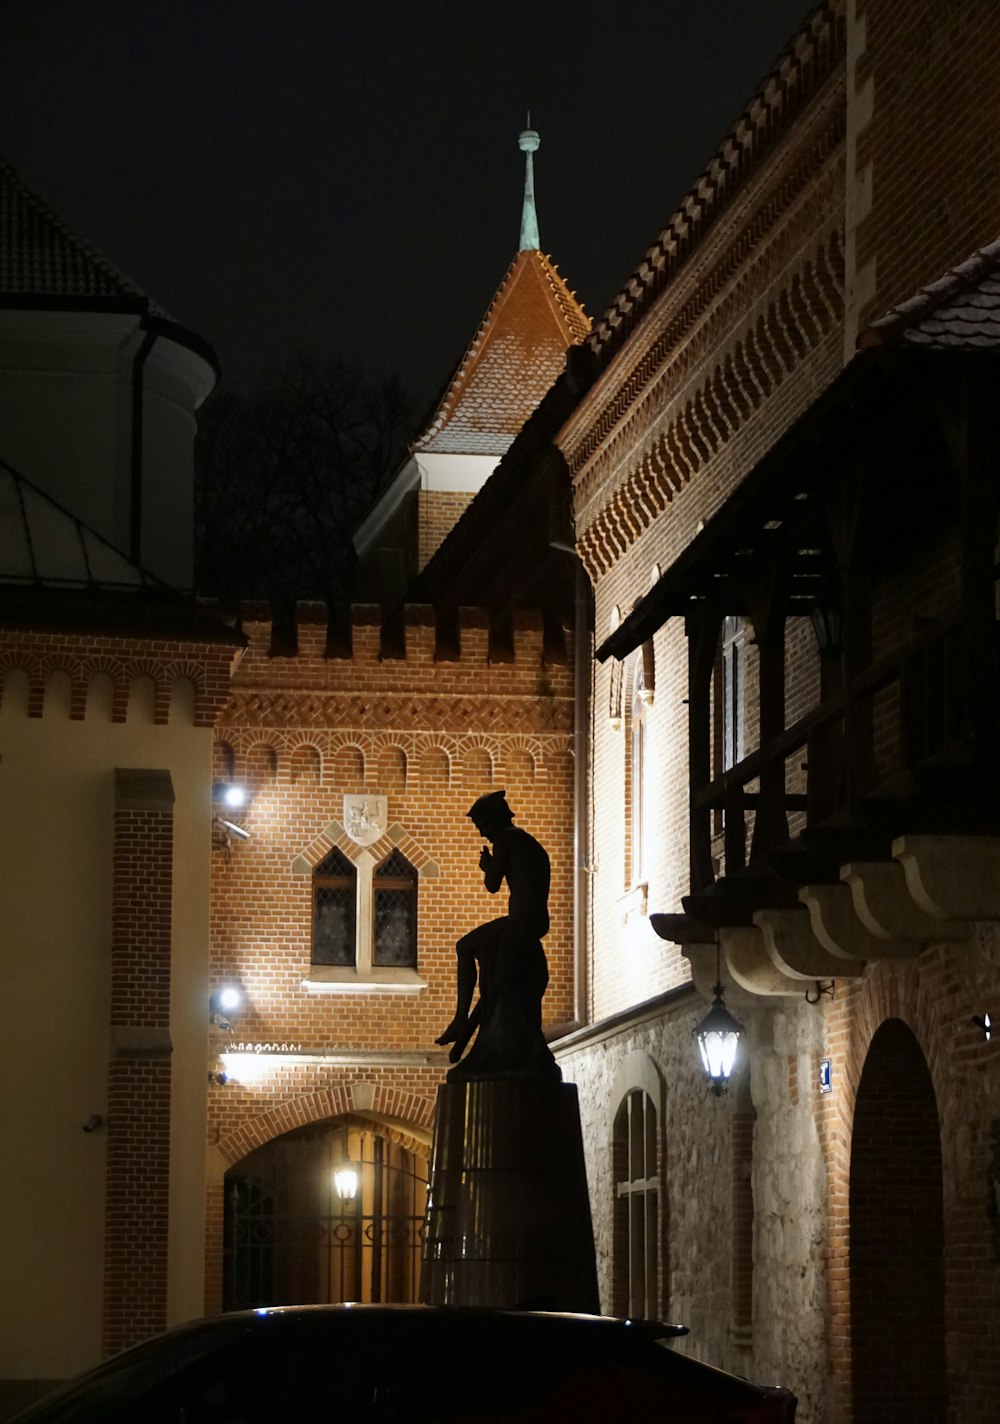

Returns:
415,249,589,456
860,238,1000,351
0,457,161,589
0,157,171,317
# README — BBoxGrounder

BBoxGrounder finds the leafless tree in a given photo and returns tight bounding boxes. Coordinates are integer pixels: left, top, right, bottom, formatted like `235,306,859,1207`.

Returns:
195,354,408,608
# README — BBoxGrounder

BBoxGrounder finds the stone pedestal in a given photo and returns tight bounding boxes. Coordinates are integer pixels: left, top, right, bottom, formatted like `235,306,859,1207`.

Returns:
421,1077,599,1312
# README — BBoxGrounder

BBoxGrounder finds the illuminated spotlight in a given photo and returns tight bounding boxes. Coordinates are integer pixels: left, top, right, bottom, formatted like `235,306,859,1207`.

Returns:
213,782,248,809
334,1164,360,1202
209,985,243,1031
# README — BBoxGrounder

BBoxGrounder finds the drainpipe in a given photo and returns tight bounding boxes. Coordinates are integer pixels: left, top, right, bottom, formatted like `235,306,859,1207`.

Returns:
550,542,593,1029
130,322,157,566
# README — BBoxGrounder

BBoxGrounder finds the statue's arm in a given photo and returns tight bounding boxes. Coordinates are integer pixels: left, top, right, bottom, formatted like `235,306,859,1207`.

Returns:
481,844,506,894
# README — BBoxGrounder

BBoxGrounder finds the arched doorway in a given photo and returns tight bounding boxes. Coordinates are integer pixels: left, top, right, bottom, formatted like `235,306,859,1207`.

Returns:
223,1117,428,1311
850,1019,946,1423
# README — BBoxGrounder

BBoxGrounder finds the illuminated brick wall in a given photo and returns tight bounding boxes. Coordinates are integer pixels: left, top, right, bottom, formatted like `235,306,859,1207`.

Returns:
206,601,577,1303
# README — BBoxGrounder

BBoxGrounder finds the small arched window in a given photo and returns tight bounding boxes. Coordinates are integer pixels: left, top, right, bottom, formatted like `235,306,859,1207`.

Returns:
373,850,417,968
612,1087,659,1319
312,849,357,966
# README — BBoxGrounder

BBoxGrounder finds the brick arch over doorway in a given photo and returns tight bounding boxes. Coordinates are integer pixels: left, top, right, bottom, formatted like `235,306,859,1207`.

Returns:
205,1082,435,1313
849,1018,945,1424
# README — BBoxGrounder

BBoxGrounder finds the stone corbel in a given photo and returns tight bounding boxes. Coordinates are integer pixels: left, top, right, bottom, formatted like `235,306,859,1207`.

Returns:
893,835,1000,922
753,907,865,981
720,926,804,998
799,882,916,960
841,860,969,944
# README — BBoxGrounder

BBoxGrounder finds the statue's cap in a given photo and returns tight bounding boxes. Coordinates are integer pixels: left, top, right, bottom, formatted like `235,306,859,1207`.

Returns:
467,790,513,826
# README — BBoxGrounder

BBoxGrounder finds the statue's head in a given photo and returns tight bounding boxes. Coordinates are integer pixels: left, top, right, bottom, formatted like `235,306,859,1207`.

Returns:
467,790,514,838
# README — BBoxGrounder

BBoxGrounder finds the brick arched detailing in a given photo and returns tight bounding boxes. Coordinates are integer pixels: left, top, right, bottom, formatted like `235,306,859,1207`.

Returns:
0,661,35,716
331,742,366,789
215,1085,436,1169
168,676,197,725
246,739,279,785
41,661,87,719
577,232,846,579
288,743,322,784
849,1019,945,1424
459,742,495,791
374,742,407,793
418,744,451,786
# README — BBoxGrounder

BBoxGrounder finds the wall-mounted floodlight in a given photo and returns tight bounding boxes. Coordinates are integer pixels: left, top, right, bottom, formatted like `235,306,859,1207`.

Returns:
213,782,248,809
209,985,243,1032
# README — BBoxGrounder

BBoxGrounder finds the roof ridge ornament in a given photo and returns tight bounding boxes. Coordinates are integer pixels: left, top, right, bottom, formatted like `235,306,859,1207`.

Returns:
518,121,540,252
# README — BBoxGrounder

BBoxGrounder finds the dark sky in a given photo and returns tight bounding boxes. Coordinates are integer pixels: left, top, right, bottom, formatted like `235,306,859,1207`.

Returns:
2,1,814,419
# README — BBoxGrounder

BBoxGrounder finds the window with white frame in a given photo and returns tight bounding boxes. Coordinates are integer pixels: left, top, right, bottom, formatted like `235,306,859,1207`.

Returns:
612,1088,659,1319
630,658,649,886
305,844,424,993
312,849,358,965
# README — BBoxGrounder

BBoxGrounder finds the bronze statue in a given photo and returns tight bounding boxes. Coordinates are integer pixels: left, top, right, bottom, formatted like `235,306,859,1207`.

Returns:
436,791,560,1080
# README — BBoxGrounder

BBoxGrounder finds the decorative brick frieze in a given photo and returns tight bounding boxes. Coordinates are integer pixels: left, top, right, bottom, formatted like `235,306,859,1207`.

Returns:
584,3,845,368
0,629,238,726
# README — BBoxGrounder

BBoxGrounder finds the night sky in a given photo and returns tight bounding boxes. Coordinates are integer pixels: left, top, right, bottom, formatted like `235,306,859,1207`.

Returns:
3,1,814,420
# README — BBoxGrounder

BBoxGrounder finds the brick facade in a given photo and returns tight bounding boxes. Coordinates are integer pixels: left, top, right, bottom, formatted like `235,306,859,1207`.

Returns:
206,601,578,1304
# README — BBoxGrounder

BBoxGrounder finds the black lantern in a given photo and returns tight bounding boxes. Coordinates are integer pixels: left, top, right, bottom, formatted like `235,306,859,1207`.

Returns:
693,971,745,1096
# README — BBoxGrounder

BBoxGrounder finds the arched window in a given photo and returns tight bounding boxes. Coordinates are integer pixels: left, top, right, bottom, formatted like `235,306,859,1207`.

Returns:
612,1087,659,1318
312,849,357,966
373,850,417,968
630,659,649,885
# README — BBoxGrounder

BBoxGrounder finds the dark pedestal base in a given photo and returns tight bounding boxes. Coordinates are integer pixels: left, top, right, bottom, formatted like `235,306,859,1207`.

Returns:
421,1078,599,1312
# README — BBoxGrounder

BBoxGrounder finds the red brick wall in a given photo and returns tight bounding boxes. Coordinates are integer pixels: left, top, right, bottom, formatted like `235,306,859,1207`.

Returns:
856,0,1000,328
206,606,578,1297
103,774,175,1357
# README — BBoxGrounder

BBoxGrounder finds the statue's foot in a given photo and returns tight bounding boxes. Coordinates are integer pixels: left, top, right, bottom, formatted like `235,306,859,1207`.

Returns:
435,1016,467,1047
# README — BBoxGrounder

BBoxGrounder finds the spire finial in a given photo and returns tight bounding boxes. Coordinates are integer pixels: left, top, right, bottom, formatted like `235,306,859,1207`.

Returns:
518,120,540,252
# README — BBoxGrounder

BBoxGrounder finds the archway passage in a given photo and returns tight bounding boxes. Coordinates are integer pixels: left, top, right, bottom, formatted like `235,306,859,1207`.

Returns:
223,1117,428,1311
850,1019,946,1424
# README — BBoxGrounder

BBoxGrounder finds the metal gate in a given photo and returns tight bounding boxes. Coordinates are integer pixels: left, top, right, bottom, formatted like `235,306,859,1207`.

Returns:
223,1119,427,1311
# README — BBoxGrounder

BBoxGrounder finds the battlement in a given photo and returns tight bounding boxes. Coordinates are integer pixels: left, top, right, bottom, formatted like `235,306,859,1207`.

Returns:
234,600,573,676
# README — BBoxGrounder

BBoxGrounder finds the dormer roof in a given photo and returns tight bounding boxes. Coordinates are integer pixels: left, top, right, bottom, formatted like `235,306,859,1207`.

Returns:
415,248,589,457
859,236,1000,351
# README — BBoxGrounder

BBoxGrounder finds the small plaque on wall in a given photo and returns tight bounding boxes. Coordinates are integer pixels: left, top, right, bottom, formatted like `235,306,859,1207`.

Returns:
819,1058,832,1094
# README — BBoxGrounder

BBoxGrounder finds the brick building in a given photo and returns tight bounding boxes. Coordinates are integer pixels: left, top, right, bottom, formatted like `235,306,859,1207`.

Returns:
4,5,1000,1422
541,4,1000,1423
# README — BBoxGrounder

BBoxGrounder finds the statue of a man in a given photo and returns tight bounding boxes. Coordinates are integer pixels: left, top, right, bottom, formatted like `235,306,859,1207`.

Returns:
436,791,559,1080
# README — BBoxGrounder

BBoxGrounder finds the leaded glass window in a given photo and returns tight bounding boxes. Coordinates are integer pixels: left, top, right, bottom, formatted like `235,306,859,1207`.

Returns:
372,850,417,968
312,848,357,966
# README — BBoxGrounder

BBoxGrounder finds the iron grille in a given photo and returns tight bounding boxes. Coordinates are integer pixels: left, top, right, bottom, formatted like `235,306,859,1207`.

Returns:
373,850,417,968
313,849,356,966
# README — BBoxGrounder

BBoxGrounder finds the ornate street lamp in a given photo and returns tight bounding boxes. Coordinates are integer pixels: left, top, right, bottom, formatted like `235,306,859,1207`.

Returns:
693,960,745,1096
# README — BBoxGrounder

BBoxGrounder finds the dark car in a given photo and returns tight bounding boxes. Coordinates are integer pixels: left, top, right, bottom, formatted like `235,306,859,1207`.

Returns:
9,1304,796,1423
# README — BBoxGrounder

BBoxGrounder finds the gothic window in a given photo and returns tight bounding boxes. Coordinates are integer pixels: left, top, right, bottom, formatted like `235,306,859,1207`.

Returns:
312,849,357,966
372,850,417,968
721,616,747,771
612,1088,659,1319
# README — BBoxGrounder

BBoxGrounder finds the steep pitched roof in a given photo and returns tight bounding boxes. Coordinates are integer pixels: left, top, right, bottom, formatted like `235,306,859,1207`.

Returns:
0,156,171,317
860,237,1000,351
415,248,590,456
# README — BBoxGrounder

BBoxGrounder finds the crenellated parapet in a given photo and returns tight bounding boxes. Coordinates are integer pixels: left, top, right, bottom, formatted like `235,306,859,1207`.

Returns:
230,601,573,688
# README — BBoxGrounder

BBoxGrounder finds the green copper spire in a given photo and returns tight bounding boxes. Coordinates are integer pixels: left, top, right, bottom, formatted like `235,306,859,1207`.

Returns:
518,123,540,251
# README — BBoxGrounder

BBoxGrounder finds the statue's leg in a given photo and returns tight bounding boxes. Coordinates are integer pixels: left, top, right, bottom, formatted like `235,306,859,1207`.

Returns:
435,922,495,1046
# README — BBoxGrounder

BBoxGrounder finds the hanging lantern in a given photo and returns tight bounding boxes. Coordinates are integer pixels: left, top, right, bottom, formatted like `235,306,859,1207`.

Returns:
334,1163,360,1202
694,979,745,1096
